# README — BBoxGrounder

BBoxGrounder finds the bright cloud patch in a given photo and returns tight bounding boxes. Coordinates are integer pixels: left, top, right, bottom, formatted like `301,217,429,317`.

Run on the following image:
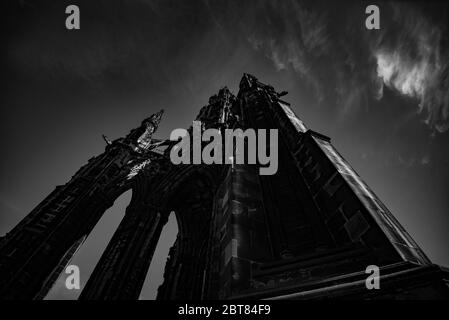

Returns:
373,8,449,133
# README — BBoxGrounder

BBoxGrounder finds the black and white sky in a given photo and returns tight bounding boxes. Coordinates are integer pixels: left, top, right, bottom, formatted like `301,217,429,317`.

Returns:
1,0,449,299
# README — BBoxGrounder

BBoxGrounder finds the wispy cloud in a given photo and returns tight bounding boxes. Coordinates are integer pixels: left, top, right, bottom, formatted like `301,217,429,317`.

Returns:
372,3,449,133
247,0,329,102
246,1,449,133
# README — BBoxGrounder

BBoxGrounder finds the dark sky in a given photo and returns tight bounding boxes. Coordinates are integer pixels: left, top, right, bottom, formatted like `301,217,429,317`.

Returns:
1,0,449,299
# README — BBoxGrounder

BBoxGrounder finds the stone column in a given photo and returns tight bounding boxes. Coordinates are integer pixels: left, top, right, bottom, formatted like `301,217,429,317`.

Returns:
79,202,169,300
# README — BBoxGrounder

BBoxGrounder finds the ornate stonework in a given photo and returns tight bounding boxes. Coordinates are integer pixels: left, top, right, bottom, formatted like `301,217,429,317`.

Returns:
1,74,448,300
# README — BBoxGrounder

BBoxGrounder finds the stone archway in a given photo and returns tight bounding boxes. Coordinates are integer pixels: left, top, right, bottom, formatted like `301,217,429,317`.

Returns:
156,166,221,300
78,164,225,300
